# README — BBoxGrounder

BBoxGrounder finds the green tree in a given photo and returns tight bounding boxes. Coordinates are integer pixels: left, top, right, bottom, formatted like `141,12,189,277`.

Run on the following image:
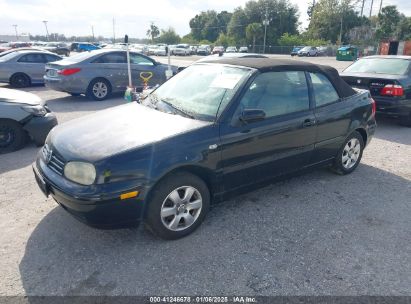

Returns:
215,33,236,47
245,0,299,44
376,5,400,40
278,33,304,46
227,7,249,45
246,23,263,52
156,28,181,44
307,0,367,44
146,22,160,42
396,16,411,40
189,10,232,42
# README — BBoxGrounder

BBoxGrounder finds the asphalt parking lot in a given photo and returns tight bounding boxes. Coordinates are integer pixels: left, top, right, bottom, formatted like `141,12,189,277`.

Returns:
0,56,410,296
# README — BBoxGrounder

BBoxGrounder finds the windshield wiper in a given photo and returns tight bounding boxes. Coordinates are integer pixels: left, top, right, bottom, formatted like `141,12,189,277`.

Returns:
159,98,196,119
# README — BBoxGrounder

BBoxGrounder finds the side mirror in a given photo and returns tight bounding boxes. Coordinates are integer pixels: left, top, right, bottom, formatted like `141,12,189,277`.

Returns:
239,109,266,124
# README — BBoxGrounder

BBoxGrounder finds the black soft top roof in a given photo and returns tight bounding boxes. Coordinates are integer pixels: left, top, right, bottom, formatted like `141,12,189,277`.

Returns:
198,58,356,98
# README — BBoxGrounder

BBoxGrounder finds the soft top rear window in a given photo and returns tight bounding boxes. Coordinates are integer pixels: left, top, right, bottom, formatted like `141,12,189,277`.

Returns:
344,58,410,75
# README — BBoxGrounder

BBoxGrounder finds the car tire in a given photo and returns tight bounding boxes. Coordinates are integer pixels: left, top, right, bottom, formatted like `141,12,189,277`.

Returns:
10,73,31,88
0,119,27,154
145,172,210,240
331,131,364,175
399,113,411,127
87,78,111,101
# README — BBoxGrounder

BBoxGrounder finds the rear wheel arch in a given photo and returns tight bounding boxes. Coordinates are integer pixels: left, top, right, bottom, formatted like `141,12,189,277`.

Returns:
355,128,367,146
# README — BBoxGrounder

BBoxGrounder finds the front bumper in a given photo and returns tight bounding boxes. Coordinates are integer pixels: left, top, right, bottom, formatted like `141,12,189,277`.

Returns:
23,113,58,145
33,157,148,228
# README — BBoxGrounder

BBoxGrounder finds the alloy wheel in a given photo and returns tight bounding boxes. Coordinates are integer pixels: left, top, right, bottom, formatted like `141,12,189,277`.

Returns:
92,82,108,99
342,138,361,169
160,186,203,231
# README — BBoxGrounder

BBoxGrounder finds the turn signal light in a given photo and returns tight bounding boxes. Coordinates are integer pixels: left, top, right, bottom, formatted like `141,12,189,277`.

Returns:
380,84,404,96
120,191,139,200
58,68,81,76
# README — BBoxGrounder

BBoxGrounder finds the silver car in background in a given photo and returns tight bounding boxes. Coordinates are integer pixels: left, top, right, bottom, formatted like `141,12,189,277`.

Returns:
44,49,177,100
173,44,190,56
0,88,57,153
0,50,62,87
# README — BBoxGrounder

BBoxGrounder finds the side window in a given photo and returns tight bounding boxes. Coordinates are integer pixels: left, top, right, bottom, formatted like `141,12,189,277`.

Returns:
93,53,126,63
18,54,46,63
239,71,310,119
309,72,340,107
44,54,61,63
129,53,154,65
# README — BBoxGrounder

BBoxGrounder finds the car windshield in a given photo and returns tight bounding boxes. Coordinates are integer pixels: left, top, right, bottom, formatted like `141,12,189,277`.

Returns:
300,47,311,51
148,64,251,121
344,58,410,75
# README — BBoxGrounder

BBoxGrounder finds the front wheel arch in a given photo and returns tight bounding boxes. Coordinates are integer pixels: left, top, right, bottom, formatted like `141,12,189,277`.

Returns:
143,166,216,218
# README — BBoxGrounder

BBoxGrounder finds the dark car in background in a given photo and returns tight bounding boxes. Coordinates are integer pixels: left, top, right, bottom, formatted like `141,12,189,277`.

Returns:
0,50,62,87
44,49,177,100
33,58,376,239
0,88,57,153
42,42,71,57
340,55,411,126
291,46,304,56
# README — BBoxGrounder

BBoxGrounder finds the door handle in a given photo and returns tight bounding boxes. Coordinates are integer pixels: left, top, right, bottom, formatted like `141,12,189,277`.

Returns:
302,119,316,127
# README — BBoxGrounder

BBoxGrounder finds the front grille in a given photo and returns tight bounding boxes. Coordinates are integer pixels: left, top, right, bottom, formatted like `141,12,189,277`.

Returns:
42,144,66,175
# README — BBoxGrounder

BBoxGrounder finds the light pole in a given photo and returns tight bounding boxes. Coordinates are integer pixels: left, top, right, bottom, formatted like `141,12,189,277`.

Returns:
262,8,269,54
42,20,49,41
112,18,116,43
91,25,95,41
12,24,18,40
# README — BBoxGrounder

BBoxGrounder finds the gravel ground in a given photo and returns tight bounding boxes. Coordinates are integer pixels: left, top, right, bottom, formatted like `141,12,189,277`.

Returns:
0,56,410,296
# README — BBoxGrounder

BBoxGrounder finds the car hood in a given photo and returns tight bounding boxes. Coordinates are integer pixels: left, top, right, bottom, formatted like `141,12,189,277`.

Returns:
49,102,212,163
0,88,43,106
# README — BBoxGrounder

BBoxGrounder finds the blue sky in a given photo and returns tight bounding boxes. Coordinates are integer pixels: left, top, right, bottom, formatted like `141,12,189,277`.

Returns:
0,0,410,39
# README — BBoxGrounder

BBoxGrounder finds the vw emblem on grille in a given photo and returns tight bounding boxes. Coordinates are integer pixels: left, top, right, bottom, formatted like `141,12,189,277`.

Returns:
44,145,53,164
357,79,362,84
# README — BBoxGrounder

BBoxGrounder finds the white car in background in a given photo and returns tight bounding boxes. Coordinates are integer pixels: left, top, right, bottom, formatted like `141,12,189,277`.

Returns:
173,44,190,56
154,46,167,56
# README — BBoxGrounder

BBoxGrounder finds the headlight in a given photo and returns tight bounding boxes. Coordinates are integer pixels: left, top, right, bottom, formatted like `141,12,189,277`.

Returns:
64,162,96,185
21,105,47,116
